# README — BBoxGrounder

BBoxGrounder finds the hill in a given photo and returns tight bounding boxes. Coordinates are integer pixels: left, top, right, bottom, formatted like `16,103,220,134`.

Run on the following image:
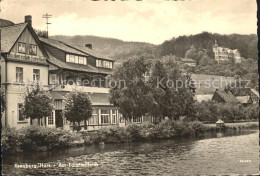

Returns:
51,32,257,64
159,32,257,60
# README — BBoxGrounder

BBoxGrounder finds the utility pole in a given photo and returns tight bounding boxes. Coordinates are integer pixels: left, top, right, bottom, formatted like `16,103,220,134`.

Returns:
42,13,52,38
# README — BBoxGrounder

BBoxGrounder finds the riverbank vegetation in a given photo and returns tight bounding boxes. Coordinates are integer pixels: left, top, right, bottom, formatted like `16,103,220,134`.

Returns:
2,120,258,155
82,120,205,145
2,120,205,154
195,101,258,123
1,126,73,154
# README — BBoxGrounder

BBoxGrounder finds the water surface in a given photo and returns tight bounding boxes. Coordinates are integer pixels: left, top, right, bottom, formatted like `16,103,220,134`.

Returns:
2,130,259,175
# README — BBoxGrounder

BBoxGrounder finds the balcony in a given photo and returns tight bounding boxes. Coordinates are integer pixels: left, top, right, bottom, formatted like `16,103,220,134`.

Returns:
50,84,110,93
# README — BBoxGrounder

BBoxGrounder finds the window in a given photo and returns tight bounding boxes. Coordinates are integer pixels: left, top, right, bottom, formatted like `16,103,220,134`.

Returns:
89,109,98,125
101,109,110,124
66,54,87,65
79,57,84,64
133,117,141,123
50,74,58,84
18,42,26,53
18,104,25,121
29,44,37,55
83,57,87,65
70,55,75,63
66,54,70,62
74,56,79,64
16,67,23,83
96,59,113,69
48,111,54,125
112,109,117,124
33,69,40,81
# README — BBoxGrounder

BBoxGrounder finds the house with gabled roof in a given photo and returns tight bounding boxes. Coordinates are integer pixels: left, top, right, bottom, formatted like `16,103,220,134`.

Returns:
1,16,50,128
39,36,124,130
1,15,155,130
211,89,240,104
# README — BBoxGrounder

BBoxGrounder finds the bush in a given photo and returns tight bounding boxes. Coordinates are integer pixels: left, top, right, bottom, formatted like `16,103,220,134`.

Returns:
1,127,22,154
152,120,175,139
83,126,129,144
19,126,72,151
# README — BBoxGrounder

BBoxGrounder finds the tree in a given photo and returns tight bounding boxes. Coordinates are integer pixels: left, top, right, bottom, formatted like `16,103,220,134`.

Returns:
149,60,196,121
1,88,6,115
185,45,197,60
110,56,154,121
64,91,92,130
23,84,53,126
34,29,48,38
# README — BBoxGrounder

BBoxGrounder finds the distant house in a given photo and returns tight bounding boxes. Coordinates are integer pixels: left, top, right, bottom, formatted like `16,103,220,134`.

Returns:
180,58,196,67
236,96,253,106
230,88,259,104
212,89,240,103
250,88,259,104
195,94,214,103
212,40,241,64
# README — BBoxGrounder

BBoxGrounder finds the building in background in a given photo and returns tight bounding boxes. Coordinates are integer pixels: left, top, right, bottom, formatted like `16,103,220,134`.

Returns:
213,40,241,64
180,58,196,67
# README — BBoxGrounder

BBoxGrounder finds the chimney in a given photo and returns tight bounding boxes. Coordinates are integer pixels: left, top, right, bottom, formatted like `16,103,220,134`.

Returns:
85,44,92,50
25,15,32,26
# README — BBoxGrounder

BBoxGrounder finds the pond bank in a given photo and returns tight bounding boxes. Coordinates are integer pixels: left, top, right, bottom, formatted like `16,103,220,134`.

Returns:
2,121,258,155
2,130,259,175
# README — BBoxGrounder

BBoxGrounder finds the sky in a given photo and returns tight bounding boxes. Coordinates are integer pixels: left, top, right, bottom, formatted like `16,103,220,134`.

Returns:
0,0,257,44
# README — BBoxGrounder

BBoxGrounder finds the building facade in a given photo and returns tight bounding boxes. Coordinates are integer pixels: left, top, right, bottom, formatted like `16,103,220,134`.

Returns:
1,16,155,130
1,19,50,128
213,40,241,64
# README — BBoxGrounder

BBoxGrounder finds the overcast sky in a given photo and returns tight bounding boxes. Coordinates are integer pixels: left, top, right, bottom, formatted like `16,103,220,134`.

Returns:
0,0,257,44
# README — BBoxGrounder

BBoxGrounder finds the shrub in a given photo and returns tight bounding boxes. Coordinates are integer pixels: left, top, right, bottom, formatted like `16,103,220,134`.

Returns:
84,126,128,144
171,120,195,137
152,120,175,139
189,121,206,136
19,126,72,151
126,123,142,141
1,127,22,154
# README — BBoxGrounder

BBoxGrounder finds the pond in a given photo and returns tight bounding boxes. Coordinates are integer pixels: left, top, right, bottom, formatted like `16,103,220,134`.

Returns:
2,130,259,175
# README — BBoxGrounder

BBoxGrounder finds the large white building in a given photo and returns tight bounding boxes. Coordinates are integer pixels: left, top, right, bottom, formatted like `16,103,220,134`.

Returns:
213,40,241,64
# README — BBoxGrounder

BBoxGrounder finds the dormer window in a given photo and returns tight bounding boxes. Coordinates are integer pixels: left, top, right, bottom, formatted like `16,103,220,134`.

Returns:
96,59,113,69
66,54,87,65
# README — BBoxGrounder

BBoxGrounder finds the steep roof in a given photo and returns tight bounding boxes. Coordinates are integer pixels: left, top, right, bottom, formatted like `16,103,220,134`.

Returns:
213,90,240,103
40,37,114,61
39,37,86,56
61,41,114,61
236,96,252,104
1,23,27,53
230,88,251,96
47,51,113,75
250,89,259,98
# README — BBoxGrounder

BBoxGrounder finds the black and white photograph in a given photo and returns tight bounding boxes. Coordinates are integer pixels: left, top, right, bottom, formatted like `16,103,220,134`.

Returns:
0,0,259,175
